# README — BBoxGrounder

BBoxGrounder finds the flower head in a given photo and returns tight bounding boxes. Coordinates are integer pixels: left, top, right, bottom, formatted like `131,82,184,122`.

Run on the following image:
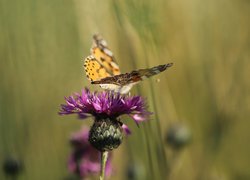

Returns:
59,89,151,151
59,88,150,126
68,127,112,178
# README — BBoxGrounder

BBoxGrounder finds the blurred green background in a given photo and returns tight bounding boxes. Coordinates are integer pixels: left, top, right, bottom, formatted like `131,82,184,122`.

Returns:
1,0,250,179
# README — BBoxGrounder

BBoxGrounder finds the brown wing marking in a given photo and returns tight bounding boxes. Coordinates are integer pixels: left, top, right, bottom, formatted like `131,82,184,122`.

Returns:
91,63,173,86
136,63,173,78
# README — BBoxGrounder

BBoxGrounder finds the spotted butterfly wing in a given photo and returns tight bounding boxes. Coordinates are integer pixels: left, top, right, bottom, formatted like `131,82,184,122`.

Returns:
91,34,120,75
84,55,109,82
84,34,120,82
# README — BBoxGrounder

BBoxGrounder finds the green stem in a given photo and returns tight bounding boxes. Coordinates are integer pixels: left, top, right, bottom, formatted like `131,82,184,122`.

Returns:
100,151,108,180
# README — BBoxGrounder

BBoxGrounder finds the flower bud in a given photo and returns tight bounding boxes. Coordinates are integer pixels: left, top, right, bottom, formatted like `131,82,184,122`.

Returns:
166,124,192,150
89,117,123,151
2,157,22,177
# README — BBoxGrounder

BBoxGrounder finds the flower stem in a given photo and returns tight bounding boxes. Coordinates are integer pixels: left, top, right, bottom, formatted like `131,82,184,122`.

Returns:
100,151,108,180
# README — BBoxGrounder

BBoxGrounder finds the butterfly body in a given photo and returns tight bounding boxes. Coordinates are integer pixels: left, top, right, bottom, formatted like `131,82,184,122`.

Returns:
84,35,173,94
98,82,137,94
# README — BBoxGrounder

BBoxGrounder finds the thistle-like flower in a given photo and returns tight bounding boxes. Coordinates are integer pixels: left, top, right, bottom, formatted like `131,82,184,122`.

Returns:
59,88,150,152
68,127,112,178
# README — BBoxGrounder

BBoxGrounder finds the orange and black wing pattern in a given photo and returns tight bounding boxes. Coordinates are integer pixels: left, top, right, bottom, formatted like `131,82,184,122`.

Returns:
84,34,120,82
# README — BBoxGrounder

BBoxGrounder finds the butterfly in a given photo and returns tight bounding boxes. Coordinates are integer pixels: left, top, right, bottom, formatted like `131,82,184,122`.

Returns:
83,34,173,94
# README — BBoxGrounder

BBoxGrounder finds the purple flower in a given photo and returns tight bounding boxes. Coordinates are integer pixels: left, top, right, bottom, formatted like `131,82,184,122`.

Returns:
59,88,151,132
68,127,112,178
59,88,151,151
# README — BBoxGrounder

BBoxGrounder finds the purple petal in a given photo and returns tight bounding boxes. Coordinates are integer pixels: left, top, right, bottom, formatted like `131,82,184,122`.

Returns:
68,155,77,172
78,113,88,119
92,102,102,111
131,114,146,122
122,124,132,135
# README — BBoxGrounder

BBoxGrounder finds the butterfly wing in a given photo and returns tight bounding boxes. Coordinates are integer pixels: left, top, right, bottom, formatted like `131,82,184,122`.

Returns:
83,55,112,82
92,63,173,86
91,34,120,76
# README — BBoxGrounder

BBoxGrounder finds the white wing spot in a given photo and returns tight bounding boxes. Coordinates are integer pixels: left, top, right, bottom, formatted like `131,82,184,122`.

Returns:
104,49,113,57
110,61,119,69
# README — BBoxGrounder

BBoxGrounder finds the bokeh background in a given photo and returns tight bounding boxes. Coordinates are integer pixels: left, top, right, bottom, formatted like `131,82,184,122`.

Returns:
1,0,250,179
